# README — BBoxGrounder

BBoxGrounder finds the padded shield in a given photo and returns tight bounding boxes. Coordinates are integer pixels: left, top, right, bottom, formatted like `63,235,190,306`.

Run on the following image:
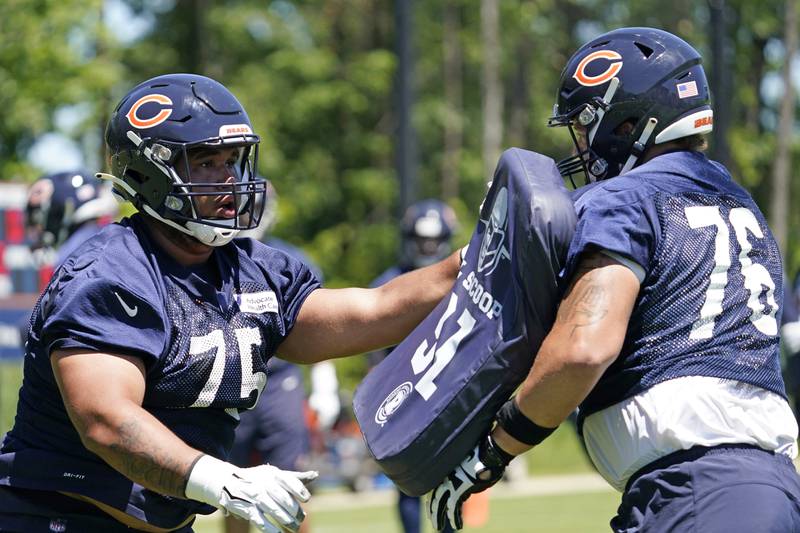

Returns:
353,148,576,496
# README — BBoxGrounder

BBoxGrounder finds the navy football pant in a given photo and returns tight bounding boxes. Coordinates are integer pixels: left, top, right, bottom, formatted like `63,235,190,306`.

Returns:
0,485,195,532
612,444,800,532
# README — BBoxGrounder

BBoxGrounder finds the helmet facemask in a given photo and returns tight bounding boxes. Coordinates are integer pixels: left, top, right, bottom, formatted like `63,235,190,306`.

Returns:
110,130,267,246
548,78,620,186
103,74,270,247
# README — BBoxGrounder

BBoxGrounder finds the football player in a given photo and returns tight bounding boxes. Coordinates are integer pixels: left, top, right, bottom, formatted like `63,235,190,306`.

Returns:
18,170,117,348
0,73,461,533
25,169,117,267
428,27,800,532
226,179,340,533
368,199,459,533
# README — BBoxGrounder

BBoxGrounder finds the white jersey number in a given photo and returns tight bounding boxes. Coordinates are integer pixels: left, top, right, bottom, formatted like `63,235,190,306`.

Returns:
410,293,477,400
189,327,268,411
685,205,778,340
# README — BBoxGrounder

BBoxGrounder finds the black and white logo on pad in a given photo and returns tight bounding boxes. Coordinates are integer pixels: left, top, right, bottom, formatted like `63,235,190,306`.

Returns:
477,186,511,275
375,381,413,426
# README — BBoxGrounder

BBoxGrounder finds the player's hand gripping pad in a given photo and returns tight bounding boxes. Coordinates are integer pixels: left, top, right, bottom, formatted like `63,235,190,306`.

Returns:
353,148,576,496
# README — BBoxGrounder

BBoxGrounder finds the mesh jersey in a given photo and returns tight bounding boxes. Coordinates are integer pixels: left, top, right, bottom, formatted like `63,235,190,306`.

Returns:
0,214,319,529
567,151,786,421
261,236,323,376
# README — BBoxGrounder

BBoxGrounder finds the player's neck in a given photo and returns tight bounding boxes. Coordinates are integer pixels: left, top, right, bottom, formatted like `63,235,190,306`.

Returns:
142,216,214,266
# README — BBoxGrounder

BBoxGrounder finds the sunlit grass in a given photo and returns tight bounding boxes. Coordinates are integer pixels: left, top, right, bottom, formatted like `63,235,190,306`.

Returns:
194,488,619,533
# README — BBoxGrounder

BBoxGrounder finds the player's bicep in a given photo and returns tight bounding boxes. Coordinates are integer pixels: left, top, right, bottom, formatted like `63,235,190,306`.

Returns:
551,251,639,365
51,349,147,433
278,287,378,363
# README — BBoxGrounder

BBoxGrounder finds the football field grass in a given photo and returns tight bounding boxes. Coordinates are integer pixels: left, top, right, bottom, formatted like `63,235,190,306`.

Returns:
0,361,23,435
193,487,619,533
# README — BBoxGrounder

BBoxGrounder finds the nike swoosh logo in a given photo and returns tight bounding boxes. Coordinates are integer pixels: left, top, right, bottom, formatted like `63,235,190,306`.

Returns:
114,291,139,317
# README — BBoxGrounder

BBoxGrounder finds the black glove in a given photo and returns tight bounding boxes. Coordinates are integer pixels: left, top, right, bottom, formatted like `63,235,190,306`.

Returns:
427,434,513,531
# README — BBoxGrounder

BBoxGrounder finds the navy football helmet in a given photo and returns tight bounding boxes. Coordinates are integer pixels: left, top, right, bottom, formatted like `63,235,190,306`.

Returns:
102,73,266,246
25,170,116,250
548,27,713,184
400,199,458,269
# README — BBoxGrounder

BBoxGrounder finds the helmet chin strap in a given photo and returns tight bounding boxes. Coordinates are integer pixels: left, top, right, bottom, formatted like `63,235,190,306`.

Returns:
587,77,620,145
185,219,239,247
141,202,239,246
619,117,659,176
96,172,240,247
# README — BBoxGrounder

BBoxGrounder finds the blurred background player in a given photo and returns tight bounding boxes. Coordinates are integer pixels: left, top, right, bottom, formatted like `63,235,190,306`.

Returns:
226,180,341,533
368,199,461,533
19,169,117,345
25,169,117,269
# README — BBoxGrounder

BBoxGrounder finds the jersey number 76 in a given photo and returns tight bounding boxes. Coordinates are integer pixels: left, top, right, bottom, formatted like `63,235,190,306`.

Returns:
685,205,778,340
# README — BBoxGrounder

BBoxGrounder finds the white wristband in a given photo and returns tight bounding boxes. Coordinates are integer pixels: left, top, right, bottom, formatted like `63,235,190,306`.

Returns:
185,454,234,505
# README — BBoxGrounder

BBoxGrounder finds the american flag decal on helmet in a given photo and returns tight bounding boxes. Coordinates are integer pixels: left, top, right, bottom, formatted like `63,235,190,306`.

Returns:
676,81,698,99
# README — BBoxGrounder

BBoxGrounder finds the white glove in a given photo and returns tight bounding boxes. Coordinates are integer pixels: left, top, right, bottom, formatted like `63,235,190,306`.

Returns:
427,435,510,531
309,361,341,430
185,455,318,532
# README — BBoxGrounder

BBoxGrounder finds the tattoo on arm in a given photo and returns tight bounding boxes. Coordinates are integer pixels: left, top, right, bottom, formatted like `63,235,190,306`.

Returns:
109,419,190,498
556,258,611,337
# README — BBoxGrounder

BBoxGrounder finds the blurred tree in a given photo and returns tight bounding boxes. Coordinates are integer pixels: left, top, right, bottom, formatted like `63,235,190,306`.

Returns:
0,0,121,181
441,0,463,201
769,0,797,254
481,0,503,181
709,0,733,167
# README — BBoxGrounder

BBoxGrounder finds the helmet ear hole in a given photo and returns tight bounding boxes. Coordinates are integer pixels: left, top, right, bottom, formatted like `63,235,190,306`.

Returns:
634,42,654,58
126,168,147,185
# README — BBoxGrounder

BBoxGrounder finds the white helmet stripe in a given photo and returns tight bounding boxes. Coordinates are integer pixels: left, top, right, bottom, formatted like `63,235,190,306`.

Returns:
654,109,714,144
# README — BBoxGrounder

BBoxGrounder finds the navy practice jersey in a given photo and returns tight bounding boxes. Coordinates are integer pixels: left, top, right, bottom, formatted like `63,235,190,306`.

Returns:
261,236,323,376
568,151,786,421
354,148,575,495
0,214,319,530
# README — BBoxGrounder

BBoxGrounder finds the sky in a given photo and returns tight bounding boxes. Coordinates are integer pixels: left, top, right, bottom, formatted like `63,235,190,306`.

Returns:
27,0,154,175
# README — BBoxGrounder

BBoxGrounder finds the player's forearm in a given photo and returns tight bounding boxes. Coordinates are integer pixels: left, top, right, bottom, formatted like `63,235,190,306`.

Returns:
492,344,608,455
280,250,461,363
372,248,462,334
77,403,202,498
492,256,633,456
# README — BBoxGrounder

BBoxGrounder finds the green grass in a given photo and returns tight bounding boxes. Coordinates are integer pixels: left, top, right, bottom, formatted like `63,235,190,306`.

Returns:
526,422,595,475
0,360,23,436
193,490,619,533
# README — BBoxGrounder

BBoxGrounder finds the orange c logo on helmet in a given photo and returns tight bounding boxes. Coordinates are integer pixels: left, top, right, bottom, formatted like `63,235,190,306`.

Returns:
125,94,173,129
573,50,623,87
